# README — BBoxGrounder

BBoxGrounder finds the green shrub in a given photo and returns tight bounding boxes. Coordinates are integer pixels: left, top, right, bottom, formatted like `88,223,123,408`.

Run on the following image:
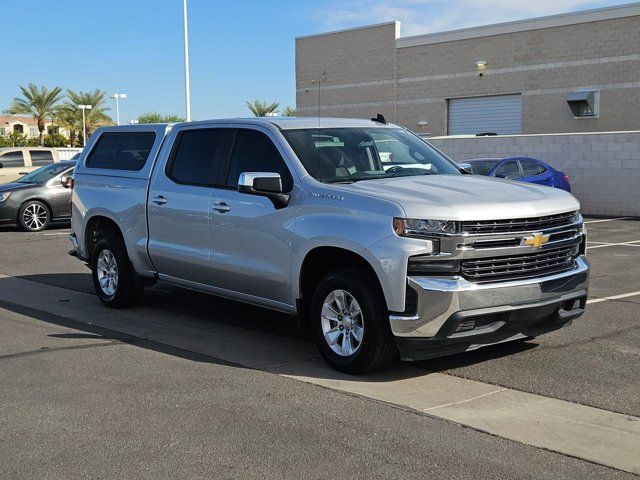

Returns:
44,133,70,147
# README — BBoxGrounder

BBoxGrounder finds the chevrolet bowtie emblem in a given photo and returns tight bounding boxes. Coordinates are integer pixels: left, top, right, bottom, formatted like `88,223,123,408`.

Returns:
522,232,550,248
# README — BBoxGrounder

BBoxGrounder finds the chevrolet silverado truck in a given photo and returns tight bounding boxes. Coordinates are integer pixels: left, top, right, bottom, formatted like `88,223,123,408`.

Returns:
69,117,589,373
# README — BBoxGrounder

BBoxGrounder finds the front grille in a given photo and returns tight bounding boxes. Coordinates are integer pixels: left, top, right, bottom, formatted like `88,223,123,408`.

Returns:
461,245,578,282
461,211,577,235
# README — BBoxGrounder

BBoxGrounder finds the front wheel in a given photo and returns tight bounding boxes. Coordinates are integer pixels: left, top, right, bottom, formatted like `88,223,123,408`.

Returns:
91,232,142,308
311,268,397,374
18,200,50,232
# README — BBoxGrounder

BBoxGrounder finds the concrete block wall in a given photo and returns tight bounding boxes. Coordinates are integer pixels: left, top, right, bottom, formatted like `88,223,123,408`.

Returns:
428,132,640,216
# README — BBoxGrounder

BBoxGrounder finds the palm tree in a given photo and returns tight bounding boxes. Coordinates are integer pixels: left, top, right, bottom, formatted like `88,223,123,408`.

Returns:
55,105,83,147
282,106,296,117
5,84,64,146
246,100,279,117
65,89,113,138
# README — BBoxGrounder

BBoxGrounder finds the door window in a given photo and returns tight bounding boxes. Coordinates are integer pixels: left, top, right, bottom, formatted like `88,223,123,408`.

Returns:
167,129,226,186
29,150,54,166
495,161,521,180
226,130,293,192
520,159,542,177
0,151,25,168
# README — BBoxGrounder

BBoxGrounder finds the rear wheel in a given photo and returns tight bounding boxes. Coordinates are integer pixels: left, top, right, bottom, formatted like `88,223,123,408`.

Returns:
18,200,50,232
91,231,142,308
311,267,396,374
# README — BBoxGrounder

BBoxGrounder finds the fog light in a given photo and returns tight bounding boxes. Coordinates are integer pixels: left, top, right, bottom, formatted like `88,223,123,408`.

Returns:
407,255,459,275
455,320,476,333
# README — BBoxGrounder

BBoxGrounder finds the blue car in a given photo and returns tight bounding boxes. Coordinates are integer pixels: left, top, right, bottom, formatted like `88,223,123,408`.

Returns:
463,157,571,192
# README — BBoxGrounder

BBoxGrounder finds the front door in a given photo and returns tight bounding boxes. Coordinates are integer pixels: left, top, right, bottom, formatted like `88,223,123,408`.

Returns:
208,128,296,308
147,128,228,285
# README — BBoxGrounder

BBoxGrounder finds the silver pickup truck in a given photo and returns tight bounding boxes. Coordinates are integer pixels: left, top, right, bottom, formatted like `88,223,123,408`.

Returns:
69,117,589,373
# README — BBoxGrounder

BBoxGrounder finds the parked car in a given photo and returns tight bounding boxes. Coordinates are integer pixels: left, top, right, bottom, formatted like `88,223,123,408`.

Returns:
0,160,75,231
69,118,588,374
0,147,82,184
462,157,571,192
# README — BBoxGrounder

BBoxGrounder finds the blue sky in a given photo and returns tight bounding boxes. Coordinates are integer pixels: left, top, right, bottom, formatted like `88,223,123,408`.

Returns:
0,0,626,121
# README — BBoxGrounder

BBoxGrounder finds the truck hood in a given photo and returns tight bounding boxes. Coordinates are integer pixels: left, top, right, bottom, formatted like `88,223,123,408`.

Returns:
341,175,580,220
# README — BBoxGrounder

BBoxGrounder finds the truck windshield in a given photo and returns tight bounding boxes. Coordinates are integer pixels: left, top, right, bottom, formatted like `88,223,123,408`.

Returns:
282,128,461,183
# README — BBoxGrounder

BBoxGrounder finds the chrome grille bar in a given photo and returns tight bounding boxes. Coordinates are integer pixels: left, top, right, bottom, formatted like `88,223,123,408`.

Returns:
461,211,577,235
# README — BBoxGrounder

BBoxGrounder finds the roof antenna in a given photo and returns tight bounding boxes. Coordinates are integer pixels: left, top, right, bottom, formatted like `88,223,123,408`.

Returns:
371,113,387,124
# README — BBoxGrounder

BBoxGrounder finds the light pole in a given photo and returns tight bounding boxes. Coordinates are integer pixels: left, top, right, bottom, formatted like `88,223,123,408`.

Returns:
110,93,127,125
77,104,92,147
182,0,192,121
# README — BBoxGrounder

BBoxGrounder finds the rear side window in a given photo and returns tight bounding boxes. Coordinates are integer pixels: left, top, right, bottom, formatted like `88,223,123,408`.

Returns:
226,130,293,191
86,132,155,171
520,159,542,176
0,151,25,168
30,150,54,166
167,129,226,186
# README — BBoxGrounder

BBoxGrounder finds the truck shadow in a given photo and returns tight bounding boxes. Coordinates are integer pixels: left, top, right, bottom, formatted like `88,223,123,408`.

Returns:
3,273,538,382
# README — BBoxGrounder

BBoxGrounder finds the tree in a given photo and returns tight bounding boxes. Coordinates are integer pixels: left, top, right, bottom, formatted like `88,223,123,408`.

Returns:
137,112,185,124
64,89,113,138
246,100,279,117
5,84,64,146
282,106,296,117
55,105,82,147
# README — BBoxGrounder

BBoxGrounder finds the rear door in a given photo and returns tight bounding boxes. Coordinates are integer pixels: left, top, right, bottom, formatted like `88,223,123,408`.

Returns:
147,126,232,286
207,127,296,308
519,159,553,187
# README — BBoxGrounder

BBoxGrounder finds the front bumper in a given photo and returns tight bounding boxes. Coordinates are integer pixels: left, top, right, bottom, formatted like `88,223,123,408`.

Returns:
390,255,589,361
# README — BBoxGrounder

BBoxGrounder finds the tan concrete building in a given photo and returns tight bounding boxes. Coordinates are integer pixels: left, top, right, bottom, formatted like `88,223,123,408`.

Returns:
0,115,70,139
296,3,640,136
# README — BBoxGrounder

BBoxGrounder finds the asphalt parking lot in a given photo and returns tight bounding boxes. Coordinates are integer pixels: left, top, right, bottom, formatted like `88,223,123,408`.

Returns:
1,217,639,478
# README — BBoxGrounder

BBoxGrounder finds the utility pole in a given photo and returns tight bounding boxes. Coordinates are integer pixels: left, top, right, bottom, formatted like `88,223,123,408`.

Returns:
183,0,192,121
111,93,127,125
77,104,92,147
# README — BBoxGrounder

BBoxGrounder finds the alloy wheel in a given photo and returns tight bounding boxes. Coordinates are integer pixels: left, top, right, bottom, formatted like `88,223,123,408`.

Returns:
321,289,365,357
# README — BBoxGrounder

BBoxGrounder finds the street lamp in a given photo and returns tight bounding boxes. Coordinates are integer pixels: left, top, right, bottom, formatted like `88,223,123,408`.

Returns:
110,93,127,125
77,104,92,147
182,0,192,121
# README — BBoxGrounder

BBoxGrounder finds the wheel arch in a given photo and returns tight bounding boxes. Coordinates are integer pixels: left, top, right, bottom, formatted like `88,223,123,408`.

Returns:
297,246,388,325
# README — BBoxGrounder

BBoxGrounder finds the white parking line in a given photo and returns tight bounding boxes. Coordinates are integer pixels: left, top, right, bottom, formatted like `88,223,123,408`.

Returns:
586,240,640,250
587,290,640,304
584,217,634,224
42,232,70,236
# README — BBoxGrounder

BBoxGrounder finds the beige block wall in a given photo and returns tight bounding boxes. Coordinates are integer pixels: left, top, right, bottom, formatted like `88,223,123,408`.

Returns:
296,22,399,121
428,132,640,216
296,15,640,135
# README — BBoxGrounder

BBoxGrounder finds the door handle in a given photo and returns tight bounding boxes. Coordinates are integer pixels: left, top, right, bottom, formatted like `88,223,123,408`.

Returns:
212,202,231,213
152,195,167,205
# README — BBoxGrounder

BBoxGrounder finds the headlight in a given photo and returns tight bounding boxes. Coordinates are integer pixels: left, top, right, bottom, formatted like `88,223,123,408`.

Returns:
393,217,459,237
0,192,11,203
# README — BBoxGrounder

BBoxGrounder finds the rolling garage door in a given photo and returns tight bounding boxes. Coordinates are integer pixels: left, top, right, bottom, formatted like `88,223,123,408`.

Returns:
448,94,522,135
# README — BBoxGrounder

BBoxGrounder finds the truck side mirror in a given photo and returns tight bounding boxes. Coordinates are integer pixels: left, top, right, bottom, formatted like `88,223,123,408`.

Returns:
238,172,290,209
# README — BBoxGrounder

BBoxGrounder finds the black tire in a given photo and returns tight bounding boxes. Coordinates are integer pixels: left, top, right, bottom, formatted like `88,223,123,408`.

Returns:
91,231,143,308
311,267,397,374
18,200,50,232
